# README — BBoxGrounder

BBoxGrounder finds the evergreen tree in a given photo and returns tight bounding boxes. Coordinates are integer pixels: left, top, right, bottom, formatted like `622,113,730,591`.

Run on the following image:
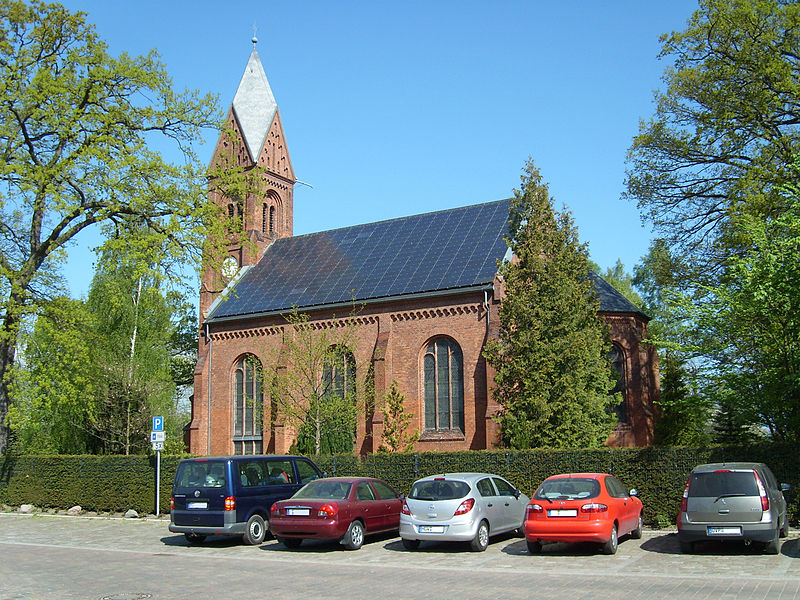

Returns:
378,380,419,453
653,354,711,446
484,159,618,449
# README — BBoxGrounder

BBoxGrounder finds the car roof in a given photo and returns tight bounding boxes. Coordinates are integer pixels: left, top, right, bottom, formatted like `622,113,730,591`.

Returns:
310,476,378,483
414,473,500,483
545,473,608,480
180,455,306,462
691,462,766,473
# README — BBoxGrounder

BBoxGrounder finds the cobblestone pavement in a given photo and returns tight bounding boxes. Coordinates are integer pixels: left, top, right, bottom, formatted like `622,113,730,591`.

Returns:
2,513,800,599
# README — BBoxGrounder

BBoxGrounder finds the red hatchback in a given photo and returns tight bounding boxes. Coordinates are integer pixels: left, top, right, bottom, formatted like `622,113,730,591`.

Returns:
269,477,403,550
524,473,643,555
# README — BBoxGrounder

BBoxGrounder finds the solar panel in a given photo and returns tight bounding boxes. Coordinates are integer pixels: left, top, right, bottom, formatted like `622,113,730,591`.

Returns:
208,199,512,320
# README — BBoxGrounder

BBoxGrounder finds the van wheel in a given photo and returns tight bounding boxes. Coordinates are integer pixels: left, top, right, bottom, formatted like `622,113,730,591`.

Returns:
402,539,420,551
470,520,490,552
631,513,643,539
601,524,618,555
343,520,365,550
184,533,206,545
243,514,266,545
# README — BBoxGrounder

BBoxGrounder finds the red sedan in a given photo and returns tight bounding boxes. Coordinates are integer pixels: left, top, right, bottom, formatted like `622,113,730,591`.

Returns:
524,473,644,555
269,477,403,550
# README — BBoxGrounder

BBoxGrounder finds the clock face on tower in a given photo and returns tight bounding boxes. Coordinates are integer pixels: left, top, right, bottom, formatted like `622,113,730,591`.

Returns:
222,256,239,280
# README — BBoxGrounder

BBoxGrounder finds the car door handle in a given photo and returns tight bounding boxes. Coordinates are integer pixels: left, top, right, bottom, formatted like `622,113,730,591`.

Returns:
487,503,493,507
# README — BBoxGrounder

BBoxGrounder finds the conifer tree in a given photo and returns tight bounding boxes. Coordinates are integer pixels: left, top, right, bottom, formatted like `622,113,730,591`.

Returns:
484,159,618,449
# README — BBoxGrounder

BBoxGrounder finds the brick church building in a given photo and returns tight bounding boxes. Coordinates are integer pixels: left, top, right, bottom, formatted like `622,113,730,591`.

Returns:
185,45,660,456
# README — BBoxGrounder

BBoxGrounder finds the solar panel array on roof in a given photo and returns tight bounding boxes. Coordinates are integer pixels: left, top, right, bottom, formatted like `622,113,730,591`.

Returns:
208,199,512,321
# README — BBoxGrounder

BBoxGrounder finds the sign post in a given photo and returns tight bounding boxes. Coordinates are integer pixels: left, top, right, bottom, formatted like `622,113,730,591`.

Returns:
151,417,164,516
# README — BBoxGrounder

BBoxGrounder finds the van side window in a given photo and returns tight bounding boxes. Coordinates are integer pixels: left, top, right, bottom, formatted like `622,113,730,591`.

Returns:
238,460,267,487
296,459,321,484
266,459,295,484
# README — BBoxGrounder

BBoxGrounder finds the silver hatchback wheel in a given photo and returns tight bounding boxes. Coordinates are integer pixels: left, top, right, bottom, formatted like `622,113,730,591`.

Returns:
470,520,489,552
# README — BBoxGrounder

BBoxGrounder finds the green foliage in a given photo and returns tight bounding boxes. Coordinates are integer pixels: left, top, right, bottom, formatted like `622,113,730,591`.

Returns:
266,309,367,456
0,0,220,455
483,159,618,449
653,355,712,447
378,380,419,453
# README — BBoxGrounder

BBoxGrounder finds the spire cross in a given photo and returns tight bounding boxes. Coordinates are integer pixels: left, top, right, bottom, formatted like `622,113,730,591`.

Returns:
252,23,258,47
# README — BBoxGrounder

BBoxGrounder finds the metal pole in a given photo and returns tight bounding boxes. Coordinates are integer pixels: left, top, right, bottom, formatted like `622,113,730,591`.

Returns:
156,449,161,516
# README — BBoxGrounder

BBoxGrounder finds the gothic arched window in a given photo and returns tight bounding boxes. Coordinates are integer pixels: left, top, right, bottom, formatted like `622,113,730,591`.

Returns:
423,337,464,432
233,355,263,455
609,344,628,424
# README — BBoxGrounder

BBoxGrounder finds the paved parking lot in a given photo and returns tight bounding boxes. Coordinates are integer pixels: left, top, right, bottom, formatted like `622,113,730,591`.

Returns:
1,513,800,599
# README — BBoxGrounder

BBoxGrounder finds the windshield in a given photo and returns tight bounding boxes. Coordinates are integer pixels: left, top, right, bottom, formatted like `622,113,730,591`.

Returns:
409,479,470,501
175,460,227,489
534,478,599,501
293,480,352,500
688,471,758,498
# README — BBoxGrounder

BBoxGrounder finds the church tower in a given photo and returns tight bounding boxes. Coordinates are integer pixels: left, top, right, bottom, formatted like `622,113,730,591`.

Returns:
199,39,295,319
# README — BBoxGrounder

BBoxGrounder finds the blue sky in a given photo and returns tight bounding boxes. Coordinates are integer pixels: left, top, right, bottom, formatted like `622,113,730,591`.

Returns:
58,0,699,298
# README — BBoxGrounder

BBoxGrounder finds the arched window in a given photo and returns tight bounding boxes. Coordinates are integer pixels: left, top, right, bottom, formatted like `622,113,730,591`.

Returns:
227,203,235,219
323,346,356,400
233,355,263,455
269,206,276,235
423,338,464,432
609,344,628,424
261,204,268,234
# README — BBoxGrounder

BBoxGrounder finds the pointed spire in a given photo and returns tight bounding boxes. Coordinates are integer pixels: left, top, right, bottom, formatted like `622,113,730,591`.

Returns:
232,43,278,162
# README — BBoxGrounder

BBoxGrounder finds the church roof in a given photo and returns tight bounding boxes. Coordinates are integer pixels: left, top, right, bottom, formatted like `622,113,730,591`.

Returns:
207,199,647,322
232,47,278,162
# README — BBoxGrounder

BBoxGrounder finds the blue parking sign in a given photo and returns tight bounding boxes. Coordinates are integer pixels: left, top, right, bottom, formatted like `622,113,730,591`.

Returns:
152,416,163,432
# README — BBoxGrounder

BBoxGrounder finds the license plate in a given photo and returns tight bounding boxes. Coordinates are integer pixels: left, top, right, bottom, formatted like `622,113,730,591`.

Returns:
548,509,577,517
286,508,310,516
418,525,445,533
707,526,742,535
187,501,207,509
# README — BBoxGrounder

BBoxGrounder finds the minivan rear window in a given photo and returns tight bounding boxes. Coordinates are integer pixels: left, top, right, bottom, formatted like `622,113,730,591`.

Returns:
535,478,600,501
175,460,228,489
688,471,759,497
409,479,470,501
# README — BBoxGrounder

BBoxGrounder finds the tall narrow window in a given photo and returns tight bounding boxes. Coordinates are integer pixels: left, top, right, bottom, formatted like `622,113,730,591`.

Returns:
227,203,235,219
269,206,276,235
262,204,268,234
609,344,628,424
233,355,263,455
423,338,464,432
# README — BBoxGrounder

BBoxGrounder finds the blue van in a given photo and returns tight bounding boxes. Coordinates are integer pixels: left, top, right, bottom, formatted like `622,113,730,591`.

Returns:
169,455,322,545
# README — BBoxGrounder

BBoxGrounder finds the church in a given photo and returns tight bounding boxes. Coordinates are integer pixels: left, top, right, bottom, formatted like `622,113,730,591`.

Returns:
185,45,660,456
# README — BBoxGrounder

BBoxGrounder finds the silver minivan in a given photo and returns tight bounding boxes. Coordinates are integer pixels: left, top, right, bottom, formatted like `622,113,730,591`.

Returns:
399,472,529,552
677,462,790,554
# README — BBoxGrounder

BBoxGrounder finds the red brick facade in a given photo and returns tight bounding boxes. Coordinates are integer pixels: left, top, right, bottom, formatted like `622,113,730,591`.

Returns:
185,50,660,455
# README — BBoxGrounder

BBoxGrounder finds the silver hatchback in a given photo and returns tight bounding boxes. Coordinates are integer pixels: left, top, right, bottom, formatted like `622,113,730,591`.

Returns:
677,462,790,554
399,472,530,552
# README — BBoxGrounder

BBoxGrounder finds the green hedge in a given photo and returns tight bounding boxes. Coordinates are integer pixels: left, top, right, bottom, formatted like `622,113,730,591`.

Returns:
1,444,797,525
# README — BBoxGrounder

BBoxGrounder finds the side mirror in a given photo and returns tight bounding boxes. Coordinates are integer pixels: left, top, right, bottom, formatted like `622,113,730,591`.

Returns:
629,489,639,497
514,488,521,499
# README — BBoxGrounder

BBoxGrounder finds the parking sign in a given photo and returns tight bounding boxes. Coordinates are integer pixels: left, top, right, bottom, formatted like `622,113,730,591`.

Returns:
152,416,163,432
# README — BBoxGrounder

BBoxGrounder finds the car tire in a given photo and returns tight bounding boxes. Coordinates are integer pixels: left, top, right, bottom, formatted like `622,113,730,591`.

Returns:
278,537,303,548
343,520,365,550
764,528,780,555
679,540,694,554
601,524,618,555
184,532,206,545
243,514,266,545
402,538,420,551
630,513,643,540
470,520,490,552
526,540,542,554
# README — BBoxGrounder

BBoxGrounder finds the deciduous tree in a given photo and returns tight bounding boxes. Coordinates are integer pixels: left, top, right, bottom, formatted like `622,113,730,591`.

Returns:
0,1,219,454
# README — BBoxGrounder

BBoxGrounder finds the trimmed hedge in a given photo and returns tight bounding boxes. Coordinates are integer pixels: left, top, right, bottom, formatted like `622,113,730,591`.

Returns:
1,444,797,525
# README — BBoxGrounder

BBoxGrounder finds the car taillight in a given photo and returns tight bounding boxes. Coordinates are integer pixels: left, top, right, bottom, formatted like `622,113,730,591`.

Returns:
170,497,174,511
224,496,236,511
270,504,281,516
754,471,769,511
680,476,690,512
401,502,411,515
580,503,608,513
453,498,475,516
526,503,544,515
318,503,338,517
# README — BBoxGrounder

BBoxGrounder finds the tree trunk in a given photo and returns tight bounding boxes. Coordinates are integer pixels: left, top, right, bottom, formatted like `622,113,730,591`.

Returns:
0,309,20,456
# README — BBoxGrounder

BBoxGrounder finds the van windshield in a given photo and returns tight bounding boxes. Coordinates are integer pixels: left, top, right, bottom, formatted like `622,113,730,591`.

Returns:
688,471,758,498
175,460,227,489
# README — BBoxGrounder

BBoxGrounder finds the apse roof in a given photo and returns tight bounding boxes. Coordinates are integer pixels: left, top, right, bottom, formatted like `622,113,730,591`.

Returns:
207,199,647,323
232,47,277,162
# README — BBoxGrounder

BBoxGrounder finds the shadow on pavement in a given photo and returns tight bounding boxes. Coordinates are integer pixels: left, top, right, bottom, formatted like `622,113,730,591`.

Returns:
260,530,399,553
160,534,243,548
640,532,800,557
